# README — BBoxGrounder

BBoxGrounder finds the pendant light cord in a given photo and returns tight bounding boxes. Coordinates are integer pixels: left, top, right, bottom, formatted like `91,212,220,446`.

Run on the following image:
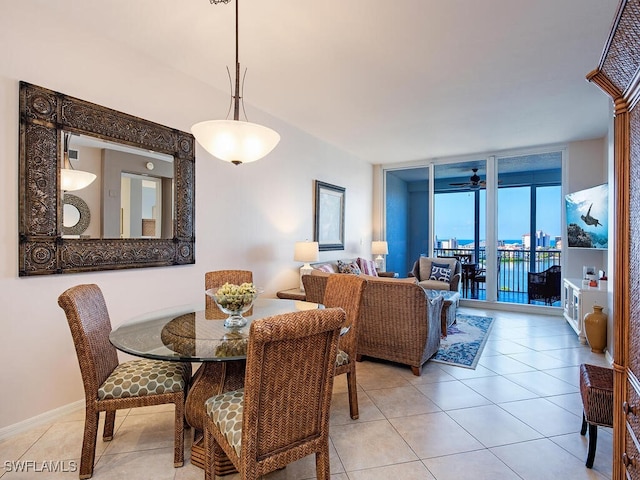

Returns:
233,0,240,121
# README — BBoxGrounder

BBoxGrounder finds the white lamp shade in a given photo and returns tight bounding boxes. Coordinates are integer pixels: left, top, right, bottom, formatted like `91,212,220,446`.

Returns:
60,168,97,192
191,119,280,164
371,241,389,255
294,241,319,263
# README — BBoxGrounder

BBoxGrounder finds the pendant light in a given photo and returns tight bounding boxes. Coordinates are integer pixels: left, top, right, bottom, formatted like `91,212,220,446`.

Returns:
191,0,280,165
60,133,96,191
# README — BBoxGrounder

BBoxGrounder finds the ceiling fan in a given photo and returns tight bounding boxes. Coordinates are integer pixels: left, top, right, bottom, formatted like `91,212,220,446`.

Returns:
449,168,500,189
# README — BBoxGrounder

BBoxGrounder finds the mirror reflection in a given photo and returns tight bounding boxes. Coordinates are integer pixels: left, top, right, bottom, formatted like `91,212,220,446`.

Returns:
63,132,174,239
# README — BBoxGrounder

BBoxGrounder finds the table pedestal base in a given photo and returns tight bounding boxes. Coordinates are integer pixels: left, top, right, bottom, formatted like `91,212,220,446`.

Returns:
185,360,245,473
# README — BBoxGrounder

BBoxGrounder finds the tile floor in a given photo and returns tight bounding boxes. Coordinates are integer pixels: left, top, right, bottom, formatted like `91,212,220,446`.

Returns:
0,306,613,479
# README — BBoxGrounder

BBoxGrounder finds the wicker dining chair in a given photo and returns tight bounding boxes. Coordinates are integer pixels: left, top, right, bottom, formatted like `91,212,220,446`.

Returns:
205,270,253,312
58,284,191,479
322,274,367,419
301,273,326,304
203,307,345,480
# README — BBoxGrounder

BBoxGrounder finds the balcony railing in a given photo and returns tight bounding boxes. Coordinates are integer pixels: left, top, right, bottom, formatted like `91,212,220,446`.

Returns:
433,247,562,303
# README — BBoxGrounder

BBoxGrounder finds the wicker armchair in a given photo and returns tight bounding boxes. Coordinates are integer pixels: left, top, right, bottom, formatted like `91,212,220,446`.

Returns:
203,307,345,480
205,270,253,312
321,274,366,419
357,280,444,376
58,284,191,479
528,265,562,305
305,273,443,376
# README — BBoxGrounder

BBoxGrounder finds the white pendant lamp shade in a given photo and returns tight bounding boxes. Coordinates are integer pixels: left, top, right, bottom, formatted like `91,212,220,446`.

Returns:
191,119,280,165
60,167,96,191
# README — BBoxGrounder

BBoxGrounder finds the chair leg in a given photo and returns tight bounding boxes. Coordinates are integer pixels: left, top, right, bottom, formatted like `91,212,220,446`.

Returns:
315,445,331,480
174,397,185,467
103,411,115,441
80,409,99,479
580,413,588,435
586,423,598,468
203,423,214,480
346,369,359,420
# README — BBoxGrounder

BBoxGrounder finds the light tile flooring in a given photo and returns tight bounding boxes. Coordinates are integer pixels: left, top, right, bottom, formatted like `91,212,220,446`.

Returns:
0,307,613,479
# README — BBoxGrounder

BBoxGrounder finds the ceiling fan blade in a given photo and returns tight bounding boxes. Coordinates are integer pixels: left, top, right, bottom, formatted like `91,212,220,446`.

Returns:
449,182,470,187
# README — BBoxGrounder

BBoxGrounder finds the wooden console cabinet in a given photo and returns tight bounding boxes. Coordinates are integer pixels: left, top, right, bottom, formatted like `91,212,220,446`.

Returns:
562,278,608,345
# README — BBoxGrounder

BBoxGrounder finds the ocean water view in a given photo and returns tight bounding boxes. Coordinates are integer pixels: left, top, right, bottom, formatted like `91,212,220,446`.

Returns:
451,239,559,248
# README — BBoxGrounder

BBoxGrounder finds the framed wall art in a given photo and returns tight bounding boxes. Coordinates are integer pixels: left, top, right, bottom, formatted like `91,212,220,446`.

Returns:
314,181,345,251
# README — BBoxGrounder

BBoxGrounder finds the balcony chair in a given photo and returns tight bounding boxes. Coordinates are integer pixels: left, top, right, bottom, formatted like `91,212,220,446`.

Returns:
527,265,562,305
473,255,501,298
58,284,191,479
203,307,345,480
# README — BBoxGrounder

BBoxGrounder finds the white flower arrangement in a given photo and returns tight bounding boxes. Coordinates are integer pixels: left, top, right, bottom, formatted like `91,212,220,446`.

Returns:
214,282,258,311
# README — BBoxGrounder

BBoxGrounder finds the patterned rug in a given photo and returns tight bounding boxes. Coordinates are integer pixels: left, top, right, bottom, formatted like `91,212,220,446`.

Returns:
432,313,494,369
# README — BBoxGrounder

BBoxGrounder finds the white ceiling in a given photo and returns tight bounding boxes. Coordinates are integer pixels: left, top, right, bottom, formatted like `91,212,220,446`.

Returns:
45,0,618,165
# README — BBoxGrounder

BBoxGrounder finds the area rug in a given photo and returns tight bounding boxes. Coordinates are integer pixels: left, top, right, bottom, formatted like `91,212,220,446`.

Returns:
432,314,494,369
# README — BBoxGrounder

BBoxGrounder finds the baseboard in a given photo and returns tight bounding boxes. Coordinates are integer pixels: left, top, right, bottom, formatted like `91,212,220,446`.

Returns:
460,299,564,316
0,400,84,442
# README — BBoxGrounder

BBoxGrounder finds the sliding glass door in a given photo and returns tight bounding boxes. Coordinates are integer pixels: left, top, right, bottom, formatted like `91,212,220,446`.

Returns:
382,149,562,306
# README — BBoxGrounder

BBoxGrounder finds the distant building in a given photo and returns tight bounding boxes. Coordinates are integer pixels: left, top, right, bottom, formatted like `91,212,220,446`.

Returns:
536,230,550,248
523,231,551,249
441,238,458,249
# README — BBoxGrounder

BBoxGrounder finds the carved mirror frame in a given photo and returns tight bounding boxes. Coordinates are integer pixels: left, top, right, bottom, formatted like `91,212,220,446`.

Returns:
19,81,196,276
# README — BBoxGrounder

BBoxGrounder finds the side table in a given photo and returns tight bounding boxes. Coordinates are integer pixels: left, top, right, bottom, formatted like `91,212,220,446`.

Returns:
276,288,307,301
377,271,399,278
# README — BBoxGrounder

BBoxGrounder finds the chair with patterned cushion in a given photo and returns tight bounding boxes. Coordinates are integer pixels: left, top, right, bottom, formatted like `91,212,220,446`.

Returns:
203,307,345,480
323,274,367,419
205,270,253,312
58,284,191,479
410,256,461,292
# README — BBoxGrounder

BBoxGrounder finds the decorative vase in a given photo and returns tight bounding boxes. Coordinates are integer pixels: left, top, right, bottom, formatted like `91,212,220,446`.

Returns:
584,305,607,353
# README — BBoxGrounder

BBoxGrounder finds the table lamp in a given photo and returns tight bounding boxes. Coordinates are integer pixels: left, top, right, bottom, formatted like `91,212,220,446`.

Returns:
294,241,319,290
372,241,388,271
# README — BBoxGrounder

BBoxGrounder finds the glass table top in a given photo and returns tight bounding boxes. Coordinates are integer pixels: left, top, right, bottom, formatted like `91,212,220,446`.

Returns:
109,298,321,362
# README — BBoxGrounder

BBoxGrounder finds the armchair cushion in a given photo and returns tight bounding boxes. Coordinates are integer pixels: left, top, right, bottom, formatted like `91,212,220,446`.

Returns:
429,263,452,283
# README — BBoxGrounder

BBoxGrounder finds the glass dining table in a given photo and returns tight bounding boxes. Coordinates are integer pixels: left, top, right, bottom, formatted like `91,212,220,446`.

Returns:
109,297,322,472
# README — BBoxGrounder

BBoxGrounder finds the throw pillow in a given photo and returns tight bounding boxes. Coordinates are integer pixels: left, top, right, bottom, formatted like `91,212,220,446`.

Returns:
315,264,334,273
356,257,378,276
337,260,362,275
429,262,452,283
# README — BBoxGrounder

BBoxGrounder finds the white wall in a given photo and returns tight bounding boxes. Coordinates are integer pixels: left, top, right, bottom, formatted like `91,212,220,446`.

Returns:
0,3,372,429
563,138,609,280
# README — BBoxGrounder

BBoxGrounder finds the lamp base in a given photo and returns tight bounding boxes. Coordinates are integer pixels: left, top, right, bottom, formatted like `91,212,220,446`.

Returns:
299,263,313,291
374,255,385,272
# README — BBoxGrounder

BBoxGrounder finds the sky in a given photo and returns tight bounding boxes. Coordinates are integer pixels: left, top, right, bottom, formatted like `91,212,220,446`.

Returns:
435,186,562,242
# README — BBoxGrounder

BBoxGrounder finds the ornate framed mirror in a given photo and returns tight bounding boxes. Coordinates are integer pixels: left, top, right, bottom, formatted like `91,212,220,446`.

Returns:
19,81,196,276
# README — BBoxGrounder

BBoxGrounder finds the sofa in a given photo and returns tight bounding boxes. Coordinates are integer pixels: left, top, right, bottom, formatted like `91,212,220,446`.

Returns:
310,258,401,279
410,256,461,292
303,271,443,376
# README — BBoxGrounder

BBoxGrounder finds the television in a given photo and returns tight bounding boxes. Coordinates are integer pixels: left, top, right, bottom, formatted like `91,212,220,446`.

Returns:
565,183,608,249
